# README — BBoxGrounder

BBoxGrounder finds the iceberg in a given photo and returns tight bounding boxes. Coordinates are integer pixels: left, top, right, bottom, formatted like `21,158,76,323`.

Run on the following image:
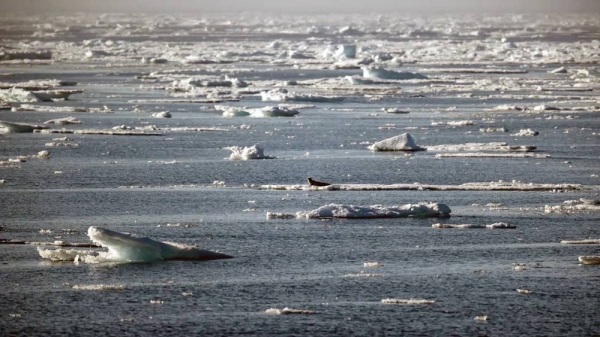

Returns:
296,203,451,219
362,66,427,80
225,145,275,160
368,133,425,152
37,226,232,263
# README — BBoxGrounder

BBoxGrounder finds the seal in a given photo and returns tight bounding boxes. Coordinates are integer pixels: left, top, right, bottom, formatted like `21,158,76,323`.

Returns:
307,177,331,187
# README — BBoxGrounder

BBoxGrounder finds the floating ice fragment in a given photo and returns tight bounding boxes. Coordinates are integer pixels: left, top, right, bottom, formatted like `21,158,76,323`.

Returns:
432,222,515,229
44,117,81,125
266,212,295,219
511,129,539,137
578,256,600,265
0,88,41,103
474,316,488,322
381,298,435,305
151,111,171,118
560,239,600,245
549,67,567,74
225,145,275,160
39,226,232,263
297,203,450,219
368,133,425,152
362,66,427,80
260,89,344,103
265,308,316,315
516,289,533,294
479,127,507,133
73,284,124,291
382,108,409,114
345,271,384,277
363,262,383,267
0,121,49,133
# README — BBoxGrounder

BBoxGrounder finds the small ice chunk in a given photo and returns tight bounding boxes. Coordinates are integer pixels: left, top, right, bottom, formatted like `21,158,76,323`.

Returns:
363,262,383,267
516,289,533,294
511,129,539,136
0,88,41,103
225,145,275,160
549,67,567,74
368,133,425,152
151,111,171,118
474,316,488,322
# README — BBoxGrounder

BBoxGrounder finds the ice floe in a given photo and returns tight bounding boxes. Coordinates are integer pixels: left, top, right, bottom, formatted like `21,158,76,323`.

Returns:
225,145,275,160
265,308,316,315
381,298,435,305
260,89,344,103
11,104,112,113
432,222,516,229
44,117,81,125
368,133,425,152
578,256,600,265
266,212,295,219
37,226,232,263
218,105,299,118
426,142,536,152
296,203,451,219
544,199,600,214
560,239,600,245
362,66,427,80
72,284,125,291
511,129,539,137
261,181,585,192
0,121,49,133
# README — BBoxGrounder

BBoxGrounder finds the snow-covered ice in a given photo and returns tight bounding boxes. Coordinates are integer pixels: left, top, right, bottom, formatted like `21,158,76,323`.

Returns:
225,145,275,160
296,203,451,219
368,133,425,152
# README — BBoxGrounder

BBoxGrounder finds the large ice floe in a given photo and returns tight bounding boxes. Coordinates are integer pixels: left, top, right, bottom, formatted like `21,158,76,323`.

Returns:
295,203,450,219
37,226,232,263
368,133,425,152
224,145,275,160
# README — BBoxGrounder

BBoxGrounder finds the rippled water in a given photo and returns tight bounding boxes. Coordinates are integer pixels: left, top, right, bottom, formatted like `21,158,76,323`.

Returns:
1,12,599,336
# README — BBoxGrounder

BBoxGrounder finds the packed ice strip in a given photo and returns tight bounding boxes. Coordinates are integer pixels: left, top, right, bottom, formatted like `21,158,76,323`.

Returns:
296,203,450,219
37,226,232,263
261,181,586,192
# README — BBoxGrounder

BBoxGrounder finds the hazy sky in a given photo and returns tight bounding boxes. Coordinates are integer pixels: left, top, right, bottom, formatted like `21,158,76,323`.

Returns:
1,0,600,14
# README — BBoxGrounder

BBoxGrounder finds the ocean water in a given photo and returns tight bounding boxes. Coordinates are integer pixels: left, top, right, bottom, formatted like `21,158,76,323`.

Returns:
1,12,599,336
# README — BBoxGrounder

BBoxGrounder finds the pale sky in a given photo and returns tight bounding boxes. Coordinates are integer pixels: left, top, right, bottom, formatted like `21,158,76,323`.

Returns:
1,0,599,13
